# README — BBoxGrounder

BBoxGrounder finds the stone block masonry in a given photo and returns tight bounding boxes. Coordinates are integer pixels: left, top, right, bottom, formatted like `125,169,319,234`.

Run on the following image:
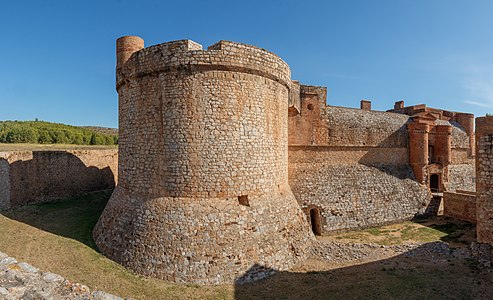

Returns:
443,191,476,223
476,116,493,244
94,37,314,284
0,150,117,210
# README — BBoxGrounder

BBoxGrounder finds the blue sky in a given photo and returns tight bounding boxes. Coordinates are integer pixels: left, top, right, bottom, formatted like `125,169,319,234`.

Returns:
1,0,492,128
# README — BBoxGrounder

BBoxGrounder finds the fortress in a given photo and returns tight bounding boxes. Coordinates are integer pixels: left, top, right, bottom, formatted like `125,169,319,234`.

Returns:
90,36,485,284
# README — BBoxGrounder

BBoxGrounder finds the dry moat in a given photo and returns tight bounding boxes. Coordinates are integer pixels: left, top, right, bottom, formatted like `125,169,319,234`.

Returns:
0,190,492,300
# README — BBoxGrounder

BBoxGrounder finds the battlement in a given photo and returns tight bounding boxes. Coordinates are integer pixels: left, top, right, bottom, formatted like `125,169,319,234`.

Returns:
116,37,292,90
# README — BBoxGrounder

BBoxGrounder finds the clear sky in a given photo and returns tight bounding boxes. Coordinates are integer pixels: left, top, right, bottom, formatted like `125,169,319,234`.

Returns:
1,0,492,128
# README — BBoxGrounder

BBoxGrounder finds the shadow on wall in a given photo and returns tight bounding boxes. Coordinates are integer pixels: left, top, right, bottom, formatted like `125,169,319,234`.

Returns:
7,151,115,208
358,123,416,181
234,242,491,300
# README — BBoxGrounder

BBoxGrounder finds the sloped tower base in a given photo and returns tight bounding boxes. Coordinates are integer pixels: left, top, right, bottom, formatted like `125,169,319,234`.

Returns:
95,37,314,284
93,187,313,284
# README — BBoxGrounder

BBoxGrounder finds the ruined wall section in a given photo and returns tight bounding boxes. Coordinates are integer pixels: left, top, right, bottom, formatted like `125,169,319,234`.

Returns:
95,38,313,284
0,150,117,210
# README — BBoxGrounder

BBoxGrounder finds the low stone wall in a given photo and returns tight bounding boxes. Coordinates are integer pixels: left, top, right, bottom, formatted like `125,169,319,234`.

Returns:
443,191,476,223
0,149,118,209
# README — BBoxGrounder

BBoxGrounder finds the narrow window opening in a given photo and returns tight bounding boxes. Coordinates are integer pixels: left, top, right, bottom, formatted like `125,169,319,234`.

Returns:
307,104,314,111
238,195,249,206
309,208,322,236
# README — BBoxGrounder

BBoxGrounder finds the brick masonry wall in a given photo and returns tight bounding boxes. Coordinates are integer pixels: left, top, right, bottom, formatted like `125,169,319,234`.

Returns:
94,38,314,284
0,150,117,209
443,191,476,223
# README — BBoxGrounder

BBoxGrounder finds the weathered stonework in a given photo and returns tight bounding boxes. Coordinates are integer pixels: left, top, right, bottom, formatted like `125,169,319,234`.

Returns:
91,36,478,284
287,91,474,232
93,37,314,284
476,116,493,244
0,150,117,209
0,159,10,211
443,191,477,223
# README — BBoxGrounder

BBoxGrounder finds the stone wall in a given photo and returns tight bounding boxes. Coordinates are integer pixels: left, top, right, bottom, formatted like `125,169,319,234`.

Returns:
0,159,9,211
94,38,314,285
0,149,117,209
289,147,431,232
324,106,409,147
448,163,475,192
443,191,476,223
476,116,493,244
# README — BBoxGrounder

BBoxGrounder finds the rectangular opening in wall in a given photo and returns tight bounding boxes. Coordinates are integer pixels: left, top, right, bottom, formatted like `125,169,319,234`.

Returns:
238,195,249,206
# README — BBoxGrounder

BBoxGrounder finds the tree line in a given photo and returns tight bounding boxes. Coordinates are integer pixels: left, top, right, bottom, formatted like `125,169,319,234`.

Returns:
0,120,118,145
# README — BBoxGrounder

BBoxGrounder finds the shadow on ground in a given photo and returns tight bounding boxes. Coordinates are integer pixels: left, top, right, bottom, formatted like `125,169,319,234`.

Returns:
234,242,491,300
2,190,112,249
2,194,489,300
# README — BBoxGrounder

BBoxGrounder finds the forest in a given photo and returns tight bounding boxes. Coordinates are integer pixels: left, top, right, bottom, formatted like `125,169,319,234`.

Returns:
0,120,118,145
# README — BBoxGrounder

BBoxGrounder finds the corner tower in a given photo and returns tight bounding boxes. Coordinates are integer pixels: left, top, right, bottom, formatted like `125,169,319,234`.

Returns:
93,37,313,284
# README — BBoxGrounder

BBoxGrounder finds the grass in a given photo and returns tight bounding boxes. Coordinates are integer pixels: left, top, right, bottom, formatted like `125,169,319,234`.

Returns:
0,191,233,300
0,143,117,151
330,219,475,246
0,193,488,299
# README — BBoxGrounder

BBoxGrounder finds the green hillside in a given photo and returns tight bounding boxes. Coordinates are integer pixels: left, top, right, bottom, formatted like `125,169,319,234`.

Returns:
0,120,118,145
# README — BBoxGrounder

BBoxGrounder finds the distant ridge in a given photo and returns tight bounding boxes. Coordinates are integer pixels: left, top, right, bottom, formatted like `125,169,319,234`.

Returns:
0,120,118,145
81,126,118,136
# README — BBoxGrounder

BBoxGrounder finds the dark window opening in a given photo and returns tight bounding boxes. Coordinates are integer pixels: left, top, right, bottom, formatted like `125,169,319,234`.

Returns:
307,104,314,111
238,195,249,206
310,208,322,236
430,174,439,192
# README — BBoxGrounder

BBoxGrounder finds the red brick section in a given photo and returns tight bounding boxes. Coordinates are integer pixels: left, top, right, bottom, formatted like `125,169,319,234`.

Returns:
360,100,371,111
476,116,493,244
116,36,144,69
435,125,452,166
408,122,429,184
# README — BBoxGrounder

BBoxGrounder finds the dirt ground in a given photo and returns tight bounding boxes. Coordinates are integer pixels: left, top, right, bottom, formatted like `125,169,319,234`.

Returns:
1,192,492,300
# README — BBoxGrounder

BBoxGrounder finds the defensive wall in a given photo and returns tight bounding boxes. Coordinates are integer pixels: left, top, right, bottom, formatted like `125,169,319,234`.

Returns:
0,36,482,284
93,37,314,284
0,149,117,210
476,116,493,245
288,85,476,232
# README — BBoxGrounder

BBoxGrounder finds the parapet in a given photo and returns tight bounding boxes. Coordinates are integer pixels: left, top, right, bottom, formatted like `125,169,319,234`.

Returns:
115,38,292,90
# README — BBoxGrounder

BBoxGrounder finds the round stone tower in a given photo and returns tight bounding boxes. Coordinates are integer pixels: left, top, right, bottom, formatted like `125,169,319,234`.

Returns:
93,36,314,284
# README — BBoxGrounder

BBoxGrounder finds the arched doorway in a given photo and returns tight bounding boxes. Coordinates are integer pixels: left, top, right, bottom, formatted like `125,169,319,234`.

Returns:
310,208,322,236
430,174,439,192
